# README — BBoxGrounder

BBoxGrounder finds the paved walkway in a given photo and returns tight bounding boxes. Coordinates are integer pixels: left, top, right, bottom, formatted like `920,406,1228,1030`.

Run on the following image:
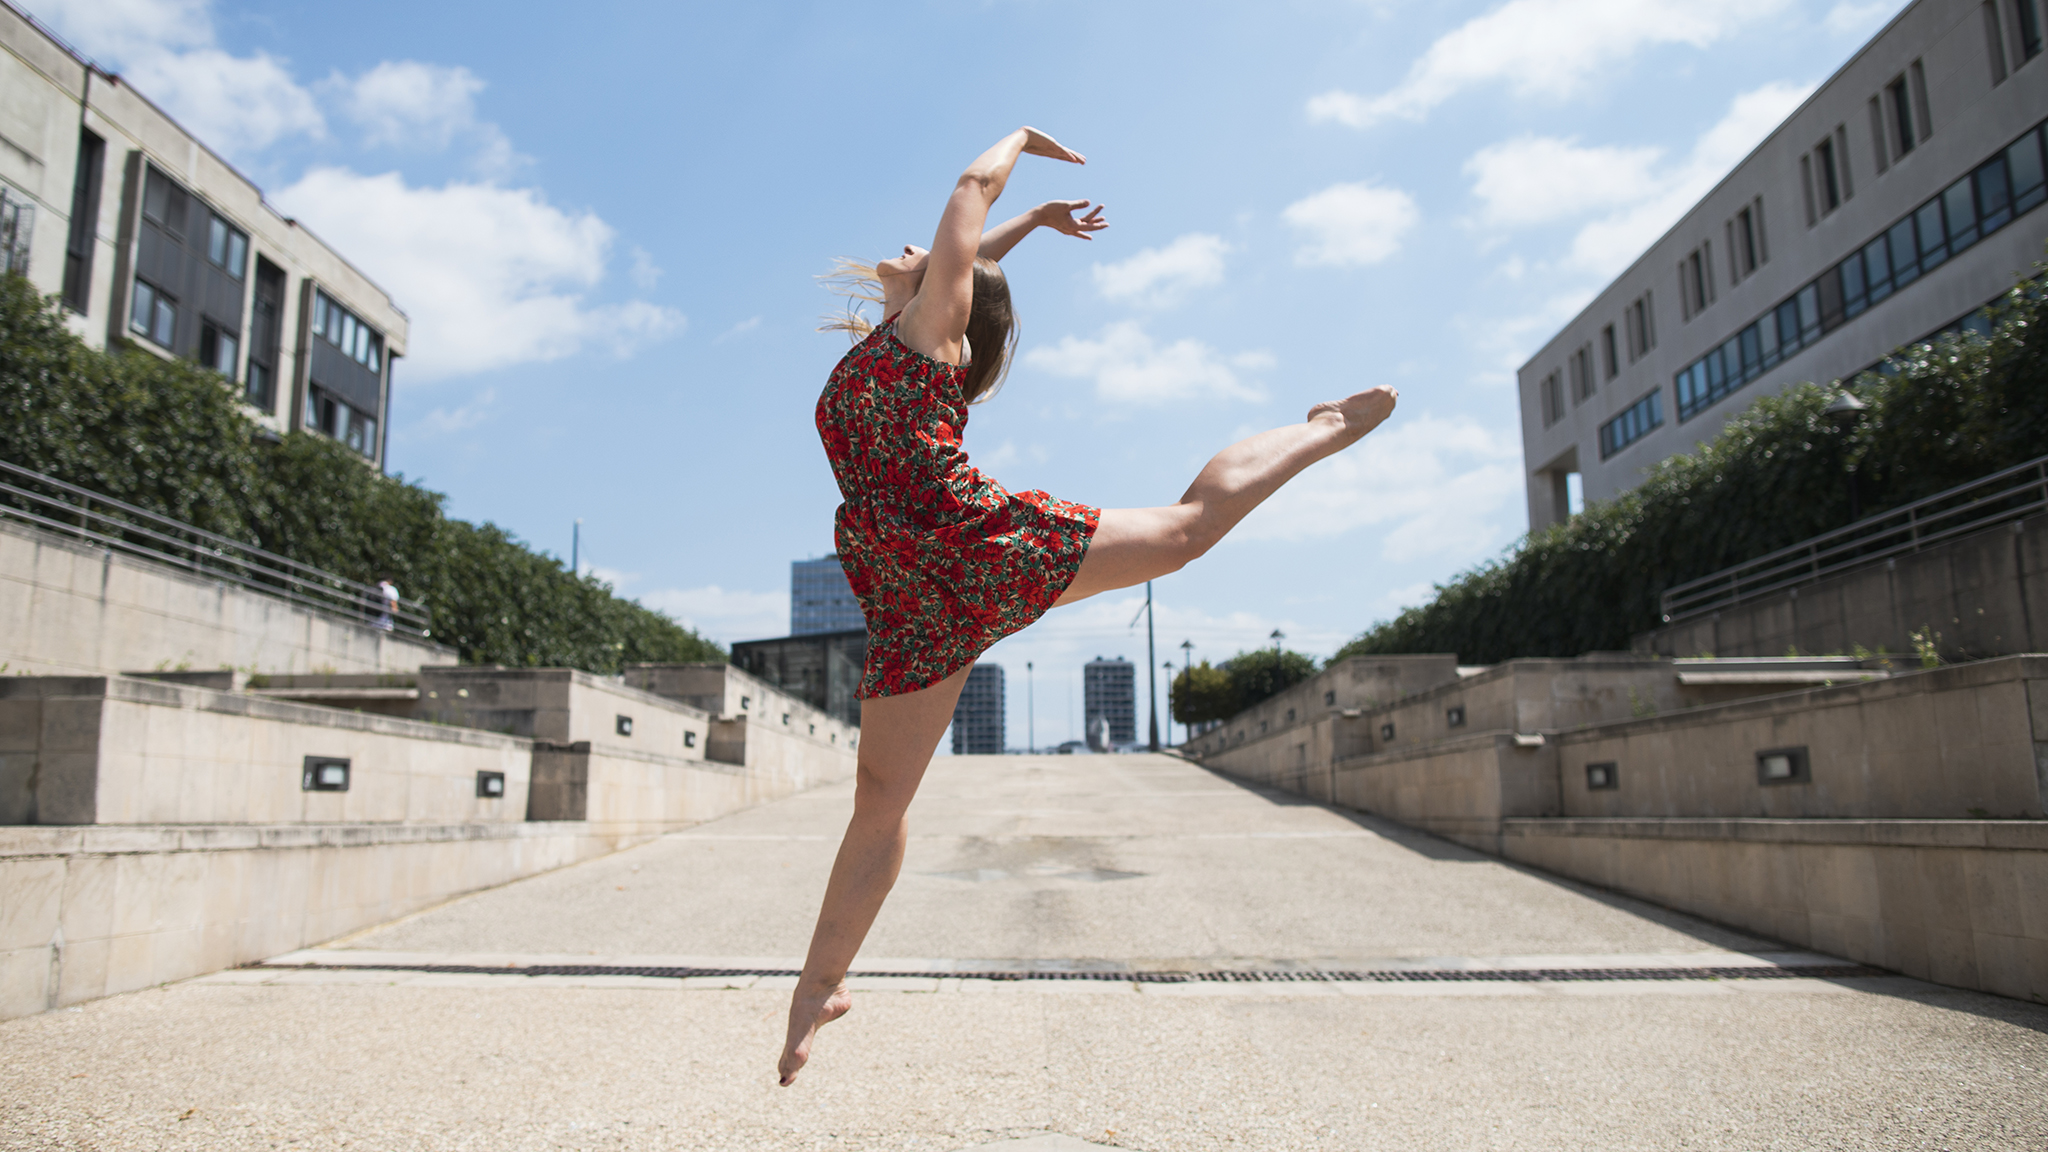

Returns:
5,754,2046,1150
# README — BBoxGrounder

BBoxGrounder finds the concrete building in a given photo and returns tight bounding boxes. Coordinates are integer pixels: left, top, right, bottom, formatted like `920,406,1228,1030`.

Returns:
790,555,865,635
729,629,866,729
950,663,1005,755
1520,0,2048,530
1084,656,1136,751
0,3,407,469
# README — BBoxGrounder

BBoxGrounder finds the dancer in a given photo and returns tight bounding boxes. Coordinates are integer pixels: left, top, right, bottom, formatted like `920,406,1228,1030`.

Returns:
781,127,1396,1085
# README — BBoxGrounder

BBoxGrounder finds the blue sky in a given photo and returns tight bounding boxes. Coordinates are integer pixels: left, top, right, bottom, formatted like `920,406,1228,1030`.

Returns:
37,0,1908,748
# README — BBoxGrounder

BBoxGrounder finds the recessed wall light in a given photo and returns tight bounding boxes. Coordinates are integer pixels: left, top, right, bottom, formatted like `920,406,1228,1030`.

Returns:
302,756,350,792
1285,708,1296,723
1585,762,1618,790
1757,747,1811,785
1446,705,1466,728
616,714,633,737
1380,722,1396,742
476,770,505,798
684,731,696,748
1324,691,1336,706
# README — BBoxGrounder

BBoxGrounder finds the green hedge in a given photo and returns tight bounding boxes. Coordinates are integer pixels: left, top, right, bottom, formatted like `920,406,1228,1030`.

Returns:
0,274,722,672
1335,270,2048,666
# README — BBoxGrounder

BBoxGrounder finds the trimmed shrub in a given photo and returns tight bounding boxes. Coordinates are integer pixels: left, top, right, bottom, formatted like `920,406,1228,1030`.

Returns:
0,274,721,672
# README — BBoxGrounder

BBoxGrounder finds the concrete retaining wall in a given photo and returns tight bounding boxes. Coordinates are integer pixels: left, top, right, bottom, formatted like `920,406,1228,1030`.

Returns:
1637,513,2047,662
1503,819,2048,1004
0,821,606,1020
0,518,452,677
0,676,531,826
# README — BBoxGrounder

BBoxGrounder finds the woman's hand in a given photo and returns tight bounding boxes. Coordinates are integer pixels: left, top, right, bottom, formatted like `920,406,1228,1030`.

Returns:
1039,200,1108,240
1019,127,1085,165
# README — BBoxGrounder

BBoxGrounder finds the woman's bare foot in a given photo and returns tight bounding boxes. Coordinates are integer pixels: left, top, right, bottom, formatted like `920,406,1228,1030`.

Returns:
1307,386,1399,447
778,979,853,1086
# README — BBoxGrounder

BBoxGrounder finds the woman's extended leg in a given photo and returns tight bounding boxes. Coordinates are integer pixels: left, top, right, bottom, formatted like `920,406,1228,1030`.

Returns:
778,663,973,1086
1055,386,1398,605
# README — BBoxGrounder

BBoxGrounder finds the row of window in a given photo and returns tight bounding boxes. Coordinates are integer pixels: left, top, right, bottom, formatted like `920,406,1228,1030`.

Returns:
1674,115,2047,423
1598,389,1663,461
1987,0,2045,87
312,290,383,372
306,385,378,459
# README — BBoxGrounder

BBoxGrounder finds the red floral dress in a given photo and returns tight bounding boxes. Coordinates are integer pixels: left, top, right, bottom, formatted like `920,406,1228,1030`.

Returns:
818,317,1099,698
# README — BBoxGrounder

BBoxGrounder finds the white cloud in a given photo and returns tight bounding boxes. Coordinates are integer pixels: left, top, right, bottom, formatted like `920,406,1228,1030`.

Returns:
629,247,663,291
1307,0,1791,129
636,586,788,644
1091,233,1228,308
1825,1,1905,35
414,387,497,435
274,167,683,381
35,0,323,158
337,60,483,149
1236,413,1524,560
714,316,762,343
1024,321,1272,405
1281,182,1418,267
1563,80,1813,275
1464,136,1663,227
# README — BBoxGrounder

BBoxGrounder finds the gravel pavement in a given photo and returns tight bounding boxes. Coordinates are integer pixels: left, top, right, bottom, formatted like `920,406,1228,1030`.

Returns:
4,753,2044,1151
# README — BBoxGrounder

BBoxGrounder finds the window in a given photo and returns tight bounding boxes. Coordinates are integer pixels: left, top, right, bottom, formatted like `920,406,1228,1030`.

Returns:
1569,345,1595,404
1673,117,2048,424
129,279,175,347
198,321,238,380
62,128,104,313
1889,77,1917,158
313,289,384,371
205,215,247,279
2020,0,2043,60
246,259,284,411
1539,370,1564,427
1599,389,1664,459
1625,292,1655,361
1600,324,1619,379
1987,2,2010,83
1680,246,1714,318
305,385,379,460
0,189,31,277
1816,136,1843,214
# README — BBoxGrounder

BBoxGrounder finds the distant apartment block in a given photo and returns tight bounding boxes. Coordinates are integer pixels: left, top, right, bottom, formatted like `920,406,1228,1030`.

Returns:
0,4,408,469
790,555,865,636
950,663,1005,755
1520,0,2048,530
1084,656,1136,751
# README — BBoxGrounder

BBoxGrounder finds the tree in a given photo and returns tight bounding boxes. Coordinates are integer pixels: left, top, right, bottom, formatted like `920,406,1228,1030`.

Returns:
1170,660,1238,725
1221,648,1318,707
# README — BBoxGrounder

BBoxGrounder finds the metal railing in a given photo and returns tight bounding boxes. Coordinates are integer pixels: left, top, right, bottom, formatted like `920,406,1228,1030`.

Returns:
1659,452,2048,623
0,458,431,637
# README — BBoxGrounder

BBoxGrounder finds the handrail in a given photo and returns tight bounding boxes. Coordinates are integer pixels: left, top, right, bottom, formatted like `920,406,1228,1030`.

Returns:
1659,452,2048,622
0,457,432,636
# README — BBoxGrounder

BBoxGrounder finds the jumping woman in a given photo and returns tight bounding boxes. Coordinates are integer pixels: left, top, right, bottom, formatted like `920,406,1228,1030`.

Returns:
782,126,1397,1085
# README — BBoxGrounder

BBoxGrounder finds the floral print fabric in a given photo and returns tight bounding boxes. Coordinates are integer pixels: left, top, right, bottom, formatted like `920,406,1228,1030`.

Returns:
817,318,1098,698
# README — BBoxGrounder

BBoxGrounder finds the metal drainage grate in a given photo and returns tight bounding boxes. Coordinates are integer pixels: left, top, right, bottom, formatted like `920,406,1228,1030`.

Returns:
253,962,1887,983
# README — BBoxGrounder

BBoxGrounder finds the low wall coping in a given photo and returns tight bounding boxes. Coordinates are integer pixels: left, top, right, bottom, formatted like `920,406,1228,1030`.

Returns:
0,820,594,859
1502,816,2048,851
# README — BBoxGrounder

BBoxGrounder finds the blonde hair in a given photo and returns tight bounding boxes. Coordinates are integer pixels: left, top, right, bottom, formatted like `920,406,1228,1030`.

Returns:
818,256,1018,404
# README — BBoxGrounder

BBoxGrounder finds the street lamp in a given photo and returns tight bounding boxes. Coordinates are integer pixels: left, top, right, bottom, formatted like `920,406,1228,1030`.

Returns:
1026,661,1034,755
1178,639,1194,737
1164,662,1178,746
1825,389,1869,522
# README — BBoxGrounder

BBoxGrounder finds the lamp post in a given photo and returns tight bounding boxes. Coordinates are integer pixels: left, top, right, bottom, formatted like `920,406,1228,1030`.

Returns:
571,518,582,576
1145,581,1160,752
1026,661,1034,755
1164,662,1178,746
1179,638,1194,737
1824,389,1869,522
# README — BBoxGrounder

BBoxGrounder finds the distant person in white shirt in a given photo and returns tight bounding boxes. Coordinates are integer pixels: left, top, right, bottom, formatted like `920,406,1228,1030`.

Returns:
374,577,399,631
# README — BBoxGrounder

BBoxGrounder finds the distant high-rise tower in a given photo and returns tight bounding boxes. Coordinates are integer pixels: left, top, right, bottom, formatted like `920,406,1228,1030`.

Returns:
790,555,865,635
1083,656,1136,751
951,663,1006,755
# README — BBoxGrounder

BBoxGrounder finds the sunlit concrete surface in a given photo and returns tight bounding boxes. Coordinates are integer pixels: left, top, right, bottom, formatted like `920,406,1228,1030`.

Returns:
4,753,2046,1151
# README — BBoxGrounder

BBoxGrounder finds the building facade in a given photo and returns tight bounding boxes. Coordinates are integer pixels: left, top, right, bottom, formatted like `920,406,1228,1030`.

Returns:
1519,0,2048,530
0,3,407,469
790,555,865,636
950,662,1005,755
729,628,866,729
1084,656,1136,751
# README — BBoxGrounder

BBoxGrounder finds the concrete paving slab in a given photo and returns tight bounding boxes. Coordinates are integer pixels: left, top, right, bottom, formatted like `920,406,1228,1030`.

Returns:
8,753,2046,1149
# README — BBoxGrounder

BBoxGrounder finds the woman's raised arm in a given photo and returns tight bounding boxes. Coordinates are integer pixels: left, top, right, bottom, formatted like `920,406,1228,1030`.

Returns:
977,200,1109,262
896,128,1083,362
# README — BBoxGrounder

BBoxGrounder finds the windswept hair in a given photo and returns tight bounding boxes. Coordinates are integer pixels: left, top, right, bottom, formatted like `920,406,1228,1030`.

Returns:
818,256,1018,405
